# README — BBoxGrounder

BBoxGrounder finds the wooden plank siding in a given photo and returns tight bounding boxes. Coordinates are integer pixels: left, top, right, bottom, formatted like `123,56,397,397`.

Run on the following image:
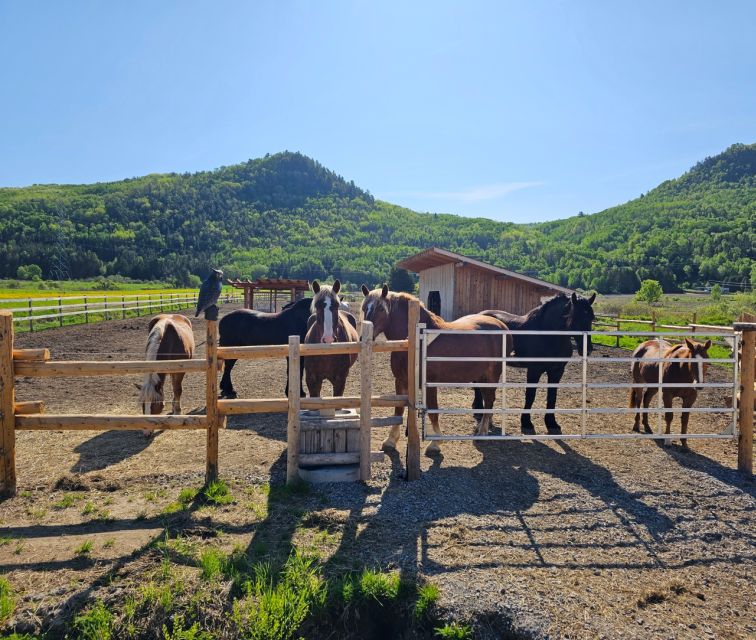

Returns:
418,263,456,320
452,265,551,317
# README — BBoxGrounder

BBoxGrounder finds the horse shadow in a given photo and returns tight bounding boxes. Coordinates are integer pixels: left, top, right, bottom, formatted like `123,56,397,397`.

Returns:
224,413,287,442
655,440,755,500
71,430,161,473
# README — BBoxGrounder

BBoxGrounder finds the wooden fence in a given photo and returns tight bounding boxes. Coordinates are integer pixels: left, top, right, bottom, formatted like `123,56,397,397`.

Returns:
593,313,734,347
1,291,243,332
0,300,422,496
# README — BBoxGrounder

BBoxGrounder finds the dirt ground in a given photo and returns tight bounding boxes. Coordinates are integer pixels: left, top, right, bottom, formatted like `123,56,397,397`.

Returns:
1,304,754,639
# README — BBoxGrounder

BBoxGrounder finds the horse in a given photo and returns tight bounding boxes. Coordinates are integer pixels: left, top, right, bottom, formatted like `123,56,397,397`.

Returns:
472,292,596,435
137,314,195,437
303,280,360,397
218,296,314,399
630,337,711,447
361,284,511,454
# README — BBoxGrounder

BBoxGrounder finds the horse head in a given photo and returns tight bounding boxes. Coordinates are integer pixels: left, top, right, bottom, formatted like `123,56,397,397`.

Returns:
565,292,596,355
684,337,712,389
310,279,342,344
360,283,391,338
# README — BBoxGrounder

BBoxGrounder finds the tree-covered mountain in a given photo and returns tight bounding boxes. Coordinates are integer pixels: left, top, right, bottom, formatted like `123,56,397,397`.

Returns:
0,145,753,292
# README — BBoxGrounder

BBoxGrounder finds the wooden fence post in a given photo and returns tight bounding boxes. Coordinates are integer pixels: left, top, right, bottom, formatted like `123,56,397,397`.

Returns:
28,300,33,333
104,296,109,321
205,317,220,484
58,297,63,327
286,335,301,484
359,321,373,482
1,311,16,496
651,311,656,333
406,299,421,480
84,296,89,324
735,320,755,475
121,295,126,319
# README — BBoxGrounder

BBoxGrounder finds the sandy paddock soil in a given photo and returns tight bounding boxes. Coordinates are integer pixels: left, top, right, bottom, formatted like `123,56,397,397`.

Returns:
1,304,754,639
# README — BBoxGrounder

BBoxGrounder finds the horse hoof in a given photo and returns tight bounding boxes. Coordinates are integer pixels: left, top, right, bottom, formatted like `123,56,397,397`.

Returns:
632,425,640,433
546,425,562,435
425,442,442,456
521,425,536,436
381,438,397,451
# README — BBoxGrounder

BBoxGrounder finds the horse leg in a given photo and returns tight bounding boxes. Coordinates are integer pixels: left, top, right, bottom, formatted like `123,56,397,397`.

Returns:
332,374,347,397
630,387,642,432
641,387,656,433
521,367,541,434
305,368,323,399
425,386,442,455
544,365,566,434
472,387,483,423
476,388,496,435
219,359,238,399
383,377,407,451
285,356,306,397
662,390,674,441
680,393,694,449
170,372,185,414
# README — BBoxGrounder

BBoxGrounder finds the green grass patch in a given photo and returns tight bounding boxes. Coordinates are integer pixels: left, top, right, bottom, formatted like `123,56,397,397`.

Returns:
415,582,441,620
81,501,96,516
435,621,473,639
203,480,234,506
75,540,94,556
52,492,83,509
161,613,213,640
69,600,113,640
0,576,15,624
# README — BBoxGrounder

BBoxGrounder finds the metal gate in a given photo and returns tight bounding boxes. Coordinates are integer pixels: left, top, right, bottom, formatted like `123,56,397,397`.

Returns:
416,326,740,442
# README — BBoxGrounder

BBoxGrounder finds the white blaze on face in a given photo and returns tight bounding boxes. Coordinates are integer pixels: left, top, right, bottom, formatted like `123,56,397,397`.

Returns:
696,355,704,386
322,296,334,343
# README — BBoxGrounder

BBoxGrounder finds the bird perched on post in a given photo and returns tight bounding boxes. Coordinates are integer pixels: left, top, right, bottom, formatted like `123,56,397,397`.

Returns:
196,269,224,318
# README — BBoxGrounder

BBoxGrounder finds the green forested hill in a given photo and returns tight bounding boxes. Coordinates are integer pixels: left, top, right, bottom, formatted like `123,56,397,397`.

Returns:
0,145,753,292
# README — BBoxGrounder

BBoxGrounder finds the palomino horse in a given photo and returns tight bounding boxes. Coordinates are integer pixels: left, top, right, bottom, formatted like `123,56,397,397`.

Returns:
361,285,510,454
473,292,596,434
137,314,195,436
630,337,711,447
304,280,359,397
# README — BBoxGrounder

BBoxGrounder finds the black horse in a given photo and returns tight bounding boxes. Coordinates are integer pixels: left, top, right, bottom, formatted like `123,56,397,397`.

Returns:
472,292,596,434
218,297,314,399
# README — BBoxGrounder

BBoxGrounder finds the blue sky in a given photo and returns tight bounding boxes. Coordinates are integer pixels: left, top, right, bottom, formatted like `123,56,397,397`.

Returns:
1,1,754,223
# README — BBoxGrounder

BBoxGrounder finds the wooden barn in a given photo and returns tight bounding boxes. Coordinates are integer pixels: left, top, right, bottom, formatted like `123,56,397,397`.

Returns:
397,247,573,320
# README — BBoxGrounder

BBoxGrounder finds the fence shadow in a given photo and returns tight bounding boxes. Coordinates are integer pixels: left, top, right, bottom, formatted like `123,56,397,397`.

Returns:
655,440,755,499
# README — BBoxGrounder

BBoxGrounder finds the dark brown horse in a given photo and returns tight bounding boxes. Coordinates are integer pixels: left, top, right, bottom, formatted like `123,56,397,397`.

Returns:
630,337,711,447
361,285,511,454
137,314,195,436
304,280,360,398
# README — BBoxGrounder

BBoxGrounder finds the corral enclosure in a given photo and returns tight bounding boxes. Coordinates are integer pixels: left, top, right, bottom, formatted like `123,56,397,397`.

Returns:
0,303,754,639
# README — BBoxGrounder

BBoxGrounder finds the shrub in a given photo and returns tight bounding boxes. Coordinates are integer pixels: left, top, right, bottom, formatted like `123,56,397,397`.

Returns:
635,279,663,304
16,264,42,281
435,621,473,639
414,582,440,620
203,480,233,505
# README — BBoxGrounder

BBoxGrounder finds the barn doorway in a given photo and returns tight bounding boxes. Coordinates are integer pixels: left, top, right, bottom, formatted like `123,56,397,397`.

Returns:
427,291,441,316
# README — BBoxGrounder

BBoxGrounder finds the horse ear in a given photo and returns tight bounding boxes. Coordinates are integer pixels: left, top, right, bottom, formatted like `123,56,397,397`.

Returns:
361,284,370,297
571,292,578,303
588,292,596,305
311,280,320,293
381,284,389,298
147,316,160,332
704,339,712,351
333,279,341,295
685,338,695,351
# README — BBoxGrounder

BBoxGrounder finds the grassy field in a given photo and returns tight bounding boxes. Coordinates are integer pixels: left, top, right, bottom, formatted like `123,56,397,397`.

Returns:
0,279,241,333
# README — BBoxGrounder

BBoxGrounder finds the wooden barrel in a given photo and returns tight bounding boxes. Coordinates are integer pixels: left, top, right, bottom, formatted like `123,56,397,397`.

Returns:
298,408,361,482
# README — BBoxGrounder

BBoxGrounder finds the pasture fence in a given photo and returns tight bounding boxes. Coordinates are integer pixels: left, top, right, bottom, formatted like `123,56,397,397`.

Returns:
593,312,733,348
1,291,244,332
0,300,423,497
0,302,752,498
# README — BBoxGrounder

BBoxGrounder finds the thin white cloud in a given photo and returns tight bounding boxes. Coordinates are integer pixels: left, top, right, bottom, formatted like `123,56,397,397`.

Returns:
383,181,543,203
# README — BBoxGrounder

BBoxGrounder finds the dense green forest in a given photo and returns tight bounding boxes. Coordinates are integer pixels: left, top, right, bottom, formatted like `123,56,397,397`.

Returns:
0,144,753,293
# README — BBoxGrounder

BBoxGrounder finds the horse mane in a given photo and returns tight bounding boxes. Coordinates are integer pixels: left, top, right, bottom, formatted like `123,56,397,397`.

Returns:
388,291,449,328
523,293,569,325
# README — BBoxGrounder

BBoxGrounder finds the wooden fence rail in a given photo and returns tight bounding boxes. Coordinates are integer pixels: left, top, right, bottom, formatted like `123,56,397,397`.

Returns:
0,300,422,495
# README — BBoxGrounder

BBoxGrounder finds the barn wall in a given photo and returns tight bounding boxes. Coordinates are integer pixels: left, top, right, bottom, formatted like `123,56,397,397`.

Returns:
453,265,553,317
419,263,456,320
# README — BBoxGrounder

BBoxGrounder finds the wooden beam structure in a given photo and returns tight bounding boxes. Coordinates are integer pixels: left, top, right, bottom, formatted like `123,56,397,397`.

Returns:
16,414,206,431
734,320,755,476
0,312,16,496
14,359,206,377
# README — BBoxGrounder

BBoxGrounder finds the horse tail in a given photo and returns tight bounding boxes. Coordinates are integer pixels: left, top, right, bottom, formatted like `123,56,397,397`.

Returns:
140,319,167,411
